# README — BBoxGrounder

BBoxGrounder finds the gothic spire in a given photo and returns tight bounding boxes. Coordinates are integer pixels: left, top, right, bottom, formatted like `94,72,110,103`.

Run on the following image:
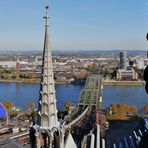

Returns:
38,6,59,128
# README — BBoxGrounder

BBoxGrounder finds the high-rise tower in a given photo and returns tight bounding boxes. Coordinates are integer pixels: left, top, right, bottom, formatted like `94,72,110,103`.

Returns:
119,51,127,69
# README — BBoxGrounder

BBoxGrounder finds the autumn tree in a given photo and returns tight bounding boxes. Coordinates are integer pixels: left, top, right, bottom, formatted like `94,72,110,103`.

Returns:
64,101,73,110
110,104,138,120
87,62,99,73
27,101,35,111
142,104,148,113
130,106,138,113
58,101,73,120
3,101,14,113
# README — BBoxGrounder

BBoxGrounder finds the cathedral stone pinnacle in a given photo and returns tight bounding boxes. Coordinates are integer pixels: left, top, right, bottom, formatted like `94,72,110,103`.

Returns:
37,6,59,128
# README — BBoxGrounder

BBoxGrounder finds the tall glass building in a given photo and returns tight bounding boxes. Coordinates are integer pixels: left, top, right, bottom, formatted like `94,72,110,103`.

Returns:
119,51,127,69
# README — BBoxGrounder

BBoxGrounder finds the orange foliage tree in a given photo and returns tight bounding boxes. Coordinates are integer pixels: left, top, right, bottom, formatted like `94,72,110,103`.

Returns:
110,104,138,120
27,101,35,111
64,101,73,110
3,101,14,113
142,104,148,113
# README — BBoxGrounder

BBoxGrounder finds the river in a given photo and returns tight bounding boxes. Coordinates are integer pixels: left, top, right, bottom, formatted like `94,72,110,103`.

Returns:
0,83,147,111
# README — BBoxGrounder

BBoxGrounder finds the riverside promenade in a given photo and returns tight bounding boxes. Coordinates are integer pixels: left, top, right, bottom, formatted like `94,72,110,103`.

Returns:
0,78,69,84
103,80,145,86
0,78,145,85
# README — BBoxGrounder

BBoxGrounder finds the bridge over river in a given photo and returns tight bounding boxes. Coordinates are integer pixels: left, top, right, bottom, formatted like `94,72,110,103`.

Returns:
64,74,104,147
64,74,148,148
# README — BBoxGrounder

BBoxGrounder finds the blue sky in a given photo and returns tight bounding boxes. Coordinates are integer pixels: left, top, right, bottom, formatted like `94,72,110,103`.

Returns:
0,0,147,50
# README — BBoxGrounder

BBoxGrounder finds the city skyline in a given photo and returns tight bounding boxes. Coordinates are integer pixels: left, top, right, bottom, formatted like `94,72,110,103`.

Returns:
0,0,147,51
0,4,148,147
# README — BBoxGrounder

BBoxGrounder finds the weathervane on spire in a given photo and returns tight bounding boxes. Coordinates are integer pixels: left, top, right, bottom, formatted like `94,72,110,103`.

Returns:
44,6,50,25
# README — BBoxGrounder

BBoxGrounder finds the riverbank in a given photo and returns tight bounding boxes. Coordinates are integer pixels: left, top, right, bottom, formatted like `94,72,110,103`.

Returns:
103,80,145,86
0,79,69,84
0,79,145,86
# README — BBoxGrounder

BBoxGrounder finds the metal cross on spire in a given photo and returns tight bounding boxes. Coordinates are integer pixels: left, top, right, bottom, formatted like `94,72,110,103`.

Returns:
44,6,50,25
